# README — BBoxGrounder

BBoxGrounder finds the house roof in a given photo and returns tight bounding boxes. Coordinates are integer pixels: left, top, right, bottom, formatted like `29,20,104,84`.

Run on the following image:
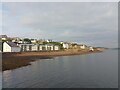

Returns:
7,42,19,47
0,35,7,38
19,44,34,45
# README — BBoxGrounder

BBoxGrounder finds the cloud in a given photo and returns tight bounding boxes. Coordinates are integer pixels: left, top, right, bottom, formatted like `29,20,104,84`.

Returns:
2,2,118,48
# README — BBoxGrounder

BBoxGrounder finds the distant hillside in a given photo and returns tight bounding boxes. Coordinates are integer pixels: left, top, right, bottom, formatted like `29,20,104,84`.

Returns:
110,48,119,50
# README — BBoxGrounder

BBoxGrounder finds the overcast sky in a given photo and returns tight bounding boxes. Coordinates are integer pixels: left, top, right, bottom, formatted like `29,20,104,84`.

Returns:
1,2,118,48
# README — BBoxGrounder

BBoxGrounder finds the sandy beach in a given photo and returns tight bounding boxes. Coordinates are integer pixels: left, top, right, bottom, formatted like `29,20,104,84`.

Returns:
2,49,103,71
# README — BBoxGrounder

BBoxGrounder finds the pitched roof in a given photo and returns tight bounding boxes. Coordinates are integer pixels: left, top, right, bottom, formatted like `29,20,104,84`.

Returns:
0,35,7,38
7,42,19,47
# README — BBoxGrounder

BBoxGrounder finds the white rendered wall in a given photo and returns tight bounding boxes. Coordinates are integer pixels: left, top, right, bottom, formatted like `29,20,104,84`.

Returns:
54,46,59,50
31,45,38,51
63,44,69,49
3,42,11,52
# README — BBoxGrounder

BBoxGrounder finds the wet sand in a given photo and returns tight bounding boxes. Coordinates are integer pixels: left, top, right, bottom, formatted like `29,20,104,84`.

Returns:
2,49,103,71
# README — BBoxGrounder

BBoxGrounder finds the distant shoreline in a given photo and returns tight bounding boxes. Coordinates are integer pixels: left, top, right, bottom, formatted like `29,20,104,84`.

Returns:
2,49,104,71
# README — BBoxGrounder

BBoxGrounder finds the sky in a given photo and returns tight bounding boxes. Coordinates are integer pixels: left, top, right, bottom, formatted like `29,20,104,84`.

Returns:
0,2,118,48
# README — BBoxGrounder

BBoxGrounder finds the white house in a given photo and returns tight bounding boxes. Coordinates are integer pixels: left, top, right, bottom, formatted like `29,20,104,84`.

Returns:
3,42,20,52
54,45,59,50
18,40,23,44
62,42,69,49
80,45,86,49
31,39,37,44
31,45,38,51
0,35,7,40
39,45,46,51
12,37,21,43
46,39,52,43
18,43,60,52
89,46,94,51
19,44,34,51
19,44,40,51
45,44,54,51
12,39,16,42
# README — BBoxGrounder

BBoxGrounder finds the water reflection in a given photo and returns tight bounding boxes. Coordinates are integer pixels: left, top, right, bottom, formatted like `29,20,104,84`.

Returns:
2,50,118,88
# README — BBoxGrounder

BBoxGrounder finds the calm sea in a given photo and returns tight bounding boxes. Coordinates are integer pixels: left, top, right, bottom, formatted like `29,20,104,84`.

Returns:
2,50,118,88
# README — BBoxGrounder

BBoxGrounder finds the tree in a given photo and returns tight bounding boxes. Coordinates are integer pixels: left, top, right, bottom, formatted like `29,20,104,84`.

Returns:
23,38,31,44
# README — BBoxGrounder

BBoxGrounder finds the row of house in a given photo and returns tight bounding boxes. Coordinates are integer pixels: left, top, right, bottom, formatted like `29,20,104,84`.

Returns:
0,35,94,51
2,42,60,52
61,42,87,49
61,42,94,51
0,35,49,44
0,34,94,52
2,42,94,52
19,44,60,52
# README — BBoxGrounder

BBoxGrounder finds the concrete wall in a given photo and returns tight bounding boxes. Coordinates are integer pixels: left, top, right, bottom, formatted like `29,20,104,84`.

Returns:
11,47,21,52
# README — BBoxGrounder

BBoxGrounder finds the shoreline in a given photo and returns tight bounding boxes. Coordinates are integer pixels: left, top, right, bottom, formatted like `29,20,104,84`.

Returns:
2,49,103,71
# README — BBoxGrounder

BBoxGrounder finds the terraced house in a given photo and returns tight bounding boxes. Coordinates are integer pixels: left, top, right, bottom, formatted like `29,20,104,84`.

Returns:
18,44,60,52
